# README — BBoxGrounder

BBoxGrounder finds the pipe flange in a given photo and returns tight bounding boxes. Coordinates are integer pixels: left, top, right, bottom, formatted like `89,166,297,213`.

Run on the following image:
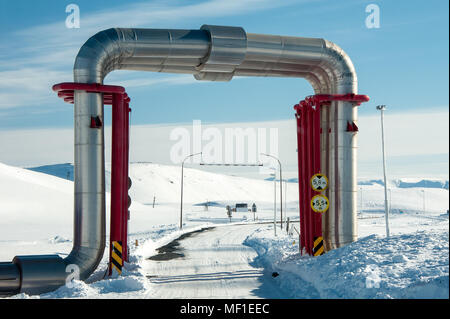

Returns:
195,25,247,81
13,255,67,295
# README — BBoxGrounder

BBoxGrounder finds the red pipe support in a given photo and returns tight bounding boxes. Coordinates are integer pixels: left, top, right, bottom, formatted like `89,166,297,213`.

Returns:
294,94,369,256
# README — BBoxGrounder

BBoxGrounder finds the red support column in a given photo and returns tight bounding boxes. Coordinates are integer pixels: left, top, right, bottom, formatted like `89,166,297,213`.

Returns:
301,103,313,255
295,99,323,256
121,99,130,263
295,108,305,253
312,104,323,243
299,104,309,253
110,92,126,274
305,106,312,255
294,94,369,256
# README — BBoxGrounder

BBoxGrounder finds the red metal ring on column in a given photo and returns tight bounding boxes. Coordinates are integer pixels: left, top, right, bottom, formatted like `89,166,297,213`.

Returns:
52,82,130,105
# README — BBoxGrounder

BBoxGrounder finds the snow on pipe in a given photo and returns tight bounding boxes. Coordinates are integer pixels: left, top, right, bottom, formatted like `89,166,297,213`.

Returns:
0,25,358,295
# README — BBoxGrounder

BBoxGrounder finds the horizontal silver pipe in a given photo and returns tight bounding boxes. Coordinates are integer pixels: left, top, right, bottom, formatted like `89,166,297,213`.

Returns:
119,64,198,74
235,69,323,94
74,28,211,83
0,25,359,295
0,263,20,295
121,57,203,66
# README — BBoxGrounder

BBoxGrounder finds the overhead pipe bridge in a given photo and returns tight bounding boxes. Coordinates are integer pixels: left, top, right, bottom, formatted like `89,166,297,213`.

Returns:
0,25,368,295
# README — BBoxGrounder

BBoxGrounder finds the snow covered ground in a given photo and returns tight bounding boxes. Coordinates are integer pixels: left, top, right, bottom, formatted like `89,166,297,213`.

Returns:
245,227,449,299
0,162,448,299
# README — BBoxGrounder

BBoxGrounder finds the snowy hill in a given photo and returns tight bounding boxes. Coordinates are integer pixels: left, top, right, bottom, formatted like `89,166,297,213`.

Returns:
115,162,299,205
0,162,73,241
0,162,300,259
280,177,449,190
26,162,300,204
28,163,74,181
358,179,449,190
0,161,448,299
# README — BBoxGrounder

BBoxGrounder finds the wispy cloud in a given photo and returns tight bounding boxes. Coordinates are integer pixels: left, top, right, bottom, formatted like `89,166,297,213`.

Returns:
0,0,295,110
0,68,68,109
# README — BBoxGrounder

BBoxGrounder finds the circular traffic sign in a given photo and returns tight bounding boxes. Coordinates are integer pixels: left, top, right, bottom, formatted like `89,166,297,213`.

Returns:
311,194,329,213
310,173,328,192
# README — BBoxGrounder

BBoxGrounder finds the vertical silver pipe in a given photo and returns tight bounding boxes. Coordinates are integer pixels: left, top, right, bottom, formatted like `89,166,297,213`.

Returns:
377,105,390,237
180,161,184,230
66,91,106,279
274,176,277,236
322,40,358,249
332,101,358,247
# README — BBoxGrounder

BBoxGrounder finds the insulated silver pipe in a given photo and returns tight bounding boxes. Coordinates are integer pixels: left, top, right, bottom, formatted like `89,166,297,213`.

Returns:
0,262,20,295
0,25,360,295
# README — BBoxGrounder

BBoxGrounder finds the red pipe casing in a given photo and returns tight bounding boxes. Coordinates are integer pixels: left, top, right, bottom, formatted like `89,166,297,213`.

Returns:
109,93,127,274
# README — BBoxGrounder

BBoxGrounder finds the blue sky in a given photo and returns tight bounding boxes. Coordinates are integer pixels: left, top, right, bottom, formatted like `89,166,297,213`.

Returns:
0,0,448,129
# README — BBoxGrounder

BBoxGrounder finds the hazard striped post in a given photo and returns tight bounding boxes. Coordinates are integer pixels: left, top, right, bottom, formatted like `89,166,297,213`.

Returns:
312,236,324,256
111,241,123,274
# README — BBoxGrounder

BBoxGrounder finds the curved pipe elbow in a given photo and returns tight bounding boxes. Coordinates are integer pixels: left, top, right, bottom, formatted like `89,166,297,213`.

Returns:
319,39,358,94
74,28,125,83
65,244,105,281
74,28,212,84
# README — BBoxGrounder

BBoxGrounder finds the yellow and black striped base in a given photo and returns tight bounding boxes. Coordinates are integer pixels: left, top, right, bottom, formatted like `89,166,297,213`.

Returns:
111,241,123,274
312,236,324,256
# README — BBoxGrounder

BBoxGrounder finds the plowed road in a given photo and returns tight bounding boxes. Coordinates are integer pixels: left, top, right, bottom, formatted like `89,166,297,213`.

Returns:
143,224,285,299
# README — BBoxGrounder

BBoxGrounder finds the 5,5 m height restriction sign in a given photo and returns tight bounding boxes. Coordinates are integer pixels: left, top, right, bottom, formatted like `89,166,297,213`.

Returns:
311,194,329,213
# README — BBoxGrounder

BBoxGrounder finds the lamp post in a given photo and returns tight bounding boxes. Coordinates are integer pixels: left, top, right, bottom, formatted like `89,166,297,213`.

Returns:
359,186,363,215
284,179,287,225
389,188,392,213
270,170,277,236
180,152,202,229
376,105,390,237
422,189,425,215
261,153,283,230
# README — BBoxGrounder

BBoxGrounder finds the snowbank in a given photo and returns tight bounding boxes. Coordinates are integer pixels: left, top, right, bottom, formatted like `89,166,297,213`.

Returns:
244,226,449,299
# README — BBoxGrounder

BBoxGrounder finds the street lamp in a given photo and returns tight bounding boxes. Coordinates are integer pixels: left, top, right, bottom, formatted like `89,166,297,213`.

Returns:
359,186,363,216
180,152,202,229
376,105,390,237
422,189,425,215
261,153,283,230
389,188,392,213
284,179,287,225
269,169,277,236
